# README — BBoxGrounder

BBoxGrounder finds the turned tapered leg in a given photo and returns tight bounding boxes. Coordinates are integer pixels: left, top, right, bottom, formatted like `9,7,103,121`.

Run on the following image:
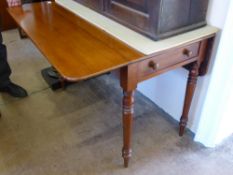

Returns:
122,90,135,167
179,62,199,136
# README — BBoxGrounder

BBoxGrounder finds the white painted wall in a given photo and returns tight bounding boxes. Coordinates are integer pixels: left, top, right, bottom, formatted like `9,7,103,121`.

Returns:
194,0,233,147
138,0,233,147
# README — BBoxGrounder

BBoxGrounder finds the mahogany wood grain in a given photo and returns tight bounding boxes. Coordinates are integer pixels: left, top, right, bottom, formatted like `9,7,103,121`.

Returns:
120,64,138,167
122,90,134,167
8,2,144,81
199,38,215,76
0,0,17,31
138,42,200,81
179,61,199,136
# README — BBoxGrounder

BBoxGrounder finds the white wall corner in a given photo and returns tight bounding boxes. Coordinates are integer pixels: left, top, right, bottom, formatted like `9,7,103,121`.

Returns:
138,0,233,147
194,0,233,147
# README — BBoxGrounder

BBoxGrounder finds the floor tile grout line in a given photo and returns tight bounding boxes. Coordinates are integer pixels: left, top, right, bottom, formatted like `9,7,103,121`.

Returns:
0,86,50,107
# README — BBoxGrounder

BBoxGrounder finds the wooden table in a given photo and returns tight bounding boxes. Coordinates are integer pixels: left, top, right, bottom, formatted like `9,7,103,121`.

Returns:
8,1,218,167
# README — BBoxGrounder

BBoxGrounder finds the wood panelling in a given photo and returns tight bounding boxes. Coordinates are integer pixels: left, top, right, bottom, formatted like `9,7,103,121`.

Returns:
8,2,144,81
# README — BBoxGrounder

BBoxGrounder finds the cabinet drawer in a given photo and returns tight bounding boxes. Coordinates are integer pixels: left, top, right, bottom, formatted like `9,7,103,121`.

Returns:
138,42,200,79
105,0,150,31
74,0,103,11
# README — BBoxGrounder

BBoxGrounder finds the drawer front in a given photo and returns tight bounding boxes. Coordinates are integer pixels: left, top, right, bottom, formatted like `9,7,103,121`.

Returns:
139,42,200,79
105,0,151,31
74,0,103,11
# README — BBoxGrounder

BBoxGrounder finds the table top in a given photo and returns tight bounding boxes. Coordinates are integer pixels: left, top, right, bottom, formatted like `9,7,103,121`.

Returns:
8,1,144,81
8,1,218,81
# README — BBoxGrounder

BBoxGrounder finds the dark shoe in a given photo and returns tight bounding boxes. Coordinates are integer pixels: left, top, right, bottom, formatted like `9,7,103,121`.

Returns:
0,82,28,98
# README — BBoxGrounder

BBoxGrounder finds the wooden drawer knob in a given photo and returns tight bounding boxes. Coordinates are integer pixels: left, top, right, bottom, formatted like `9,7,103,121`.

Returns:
148,61,159,70
183,49,193,57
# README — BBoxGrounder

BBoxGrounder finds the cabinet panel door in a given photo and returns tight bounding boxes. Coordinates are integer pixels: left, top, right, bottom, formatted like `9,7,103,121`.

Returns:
189,0,209,24
105,0,152,31
111,0,148,13
74,0,103,11
159,0,190,33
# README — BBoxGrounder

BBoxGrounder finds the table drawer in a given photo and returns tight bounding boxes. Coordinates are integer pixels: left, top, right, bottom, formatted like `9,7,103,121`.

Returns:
138,42,200,79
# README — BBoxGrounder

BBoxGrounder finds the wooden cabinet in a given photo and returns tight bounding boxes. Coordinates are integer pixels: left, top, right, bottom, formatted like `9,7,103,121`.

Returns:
189,0,209,24
75,0,209,40
105,0,151,32
75,0,103,11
